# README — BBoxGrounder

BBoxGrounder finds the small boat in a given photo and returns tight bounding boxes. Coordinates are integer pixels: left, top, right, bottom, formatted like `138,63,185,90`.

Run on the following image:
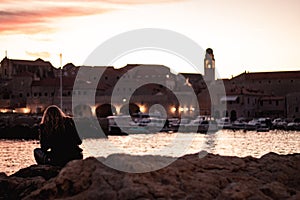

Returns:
216,117,232,129
246,118,271,132
107,114,168,135
272,118,287,130
245,119,260,130
256,125,270,132
107,115,132,135
286,118,300,130
256,118,271,132
232,118,247,130
183,119,218,133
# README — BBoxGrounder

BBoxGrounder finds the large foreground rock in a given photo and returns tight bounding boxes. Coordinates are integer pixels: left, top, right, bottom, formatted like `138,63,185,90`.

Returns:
0,152,299,199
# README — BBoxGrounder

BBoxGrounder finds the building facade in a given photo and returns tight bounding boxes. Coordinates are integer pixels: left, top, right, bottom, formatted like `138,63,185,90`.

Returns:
0,51,299,120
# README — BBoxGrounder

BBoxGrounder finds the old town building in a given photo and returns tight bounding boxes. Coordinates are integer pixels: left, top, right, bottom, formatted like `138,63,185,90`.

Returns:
0,49,299,119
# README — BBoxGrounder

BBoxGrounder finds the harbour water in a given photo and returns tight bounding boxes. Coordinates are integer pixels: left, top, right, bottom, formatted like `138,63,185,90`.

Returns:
0,130,299,175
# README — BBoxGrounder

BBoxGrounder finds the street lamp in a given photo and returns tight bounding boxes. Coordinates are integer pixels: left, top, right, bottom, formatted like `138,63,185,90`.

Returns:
60,53,62,109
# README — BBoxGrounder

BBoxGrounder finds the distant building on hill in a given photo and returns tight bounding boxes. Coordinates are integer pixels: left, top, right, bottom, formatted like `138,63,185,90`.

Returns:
0,57,56,79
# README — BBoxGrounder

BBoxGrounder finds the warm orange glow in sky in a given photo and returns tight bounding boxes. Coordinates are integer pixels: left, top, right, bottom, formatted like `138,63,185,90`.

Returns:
1,0,299,78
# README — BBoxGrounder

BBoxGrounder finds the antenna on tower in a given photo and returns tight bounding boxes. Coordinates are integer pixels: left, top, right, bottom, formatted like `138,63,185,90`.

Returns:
5,50,7,58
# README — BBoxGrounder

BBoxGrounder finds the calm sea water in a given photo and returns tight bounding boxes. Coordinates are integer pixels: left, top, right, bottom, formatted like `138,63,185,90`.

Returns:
0,130,299,175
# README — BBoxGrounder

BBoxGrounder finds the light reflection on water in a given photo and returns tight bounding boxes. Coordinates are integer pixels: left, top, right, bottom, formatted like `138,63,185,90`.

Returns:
0,130,299,175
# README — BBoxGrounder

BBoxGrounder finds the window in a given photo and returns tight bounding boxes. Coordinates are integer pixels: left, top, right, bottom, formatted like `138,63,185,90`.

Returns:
269,100,272,105
247,98,250,104
44,92,48,96
296,107,299,113
276,100,279,106
19,93,23,97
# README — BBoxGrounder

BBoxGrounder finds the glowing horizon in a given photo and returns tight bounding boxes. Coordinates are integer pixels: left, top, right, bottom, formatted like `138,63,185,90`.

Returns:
1,0,300,78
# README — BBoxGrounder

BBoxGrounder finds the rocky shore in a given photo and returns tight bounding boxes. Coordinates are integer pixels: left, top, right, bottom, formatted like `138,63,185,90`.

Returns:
0,152,299,199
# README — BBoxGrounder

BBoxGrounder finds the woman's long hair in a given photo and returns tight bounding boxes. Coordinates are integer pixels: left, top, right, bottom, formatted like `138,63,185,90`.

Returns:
41,105,66,135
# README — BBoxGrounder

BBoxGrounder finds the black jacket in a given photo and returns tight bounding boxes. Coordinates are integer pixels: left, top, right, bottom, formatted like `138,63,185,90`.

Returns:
40,117,83,166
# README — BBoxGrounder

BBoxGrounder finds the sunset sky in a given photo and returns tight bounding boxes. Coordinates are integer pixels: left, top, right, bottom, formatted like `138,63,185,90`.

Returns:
0,0,299,78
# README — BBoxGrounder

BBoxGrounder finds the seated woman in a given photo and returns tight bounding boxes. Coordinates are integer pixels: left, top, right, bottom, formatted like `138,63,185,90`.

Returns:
34,105,83,166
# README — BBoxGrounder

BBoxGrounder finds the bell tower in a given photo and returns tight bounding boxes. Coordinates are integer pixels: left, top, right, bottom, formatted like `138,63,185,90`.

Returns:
204,48,215,82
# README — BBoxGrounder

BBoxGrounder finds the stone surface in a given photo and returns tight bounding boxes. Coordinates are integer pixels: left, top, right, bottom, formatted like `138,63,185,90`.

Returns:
0,152,299,199
11,164,61,180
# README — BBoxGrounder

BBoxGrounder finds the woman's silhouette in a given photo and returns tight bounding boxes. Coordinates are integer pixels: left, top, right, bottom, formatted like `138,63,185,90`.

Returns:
34,105,83,166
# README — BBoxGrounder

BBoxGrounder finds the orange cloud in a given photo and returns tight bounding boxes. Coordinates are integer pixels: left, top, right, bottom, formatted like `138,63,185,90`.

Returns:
0,6,111,34
0,0,186,34
26,51,51,59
